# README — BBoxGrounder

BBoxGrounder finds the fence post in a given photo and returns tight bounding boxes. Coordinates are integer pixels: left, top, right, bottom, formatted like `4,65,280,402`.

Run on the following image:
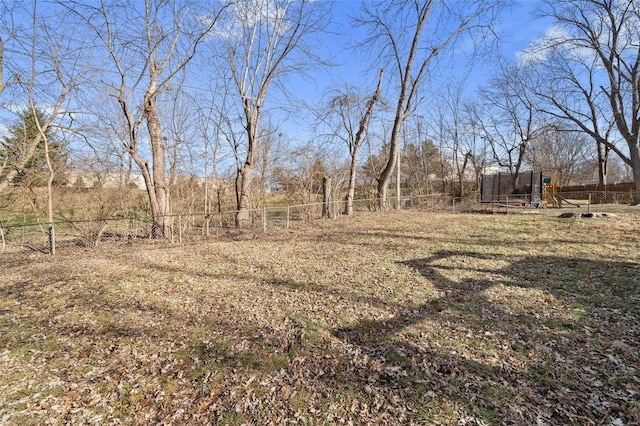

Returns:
178,215,183,243
452,198,456,214
48,222,56,255
588,194,591,214
262,206,267,232
286,205,290,229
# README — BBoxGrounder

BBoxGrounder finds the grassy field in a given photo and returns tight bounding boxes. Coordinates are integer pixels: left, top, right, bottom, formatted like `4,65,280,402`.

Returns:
1,208,639,425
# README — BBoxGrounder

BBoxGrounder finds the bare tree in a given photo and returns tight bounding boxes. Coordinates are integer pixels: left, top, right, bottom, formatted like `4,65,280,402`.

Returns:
354,0,505,209
63,0,223,237
525,0,640,202
0,2,18,97
321,69,385,215
194,87,230,221
255,125,287,206
0,2,82,196
271,142,327,207
476,61,549,190
211,0,330,227
526,125,590,185
524,29,618,186
431,87,479,197
0,2,89,255
79,92,139,188
183,68,237,219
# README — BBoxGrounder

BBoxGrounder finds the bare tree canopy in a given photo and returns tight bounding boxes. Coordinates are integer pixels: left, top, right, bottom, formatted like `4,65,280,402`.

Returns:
0,1,86,196
61,0,225,237
320,68,384,215
353,0,508,208
211,0,331,227
475,60,550,190
523,0,640,202
525,125,591,185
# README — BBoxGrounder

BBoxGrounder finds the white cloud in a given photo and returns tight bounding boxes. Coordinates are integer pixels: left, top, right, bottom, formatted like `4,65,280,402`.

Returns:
204,0,293,41
517,3,640,66
516,25,570,65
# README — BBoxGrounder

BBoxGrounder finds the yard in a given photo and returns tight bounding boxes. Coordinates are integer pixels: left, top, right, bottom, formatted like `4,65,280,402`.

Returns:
1,208,639,425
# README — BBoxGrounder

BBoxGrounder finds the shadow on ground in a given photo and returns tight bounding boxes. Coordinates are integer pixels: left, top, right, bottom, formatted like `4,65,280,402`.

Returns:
2,247,638,424
332,250,639,424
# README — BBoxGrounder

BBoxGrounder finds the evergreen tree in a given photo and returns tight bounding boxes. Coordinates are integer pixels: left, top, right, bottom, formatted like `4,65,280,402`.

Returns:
0,108,67,187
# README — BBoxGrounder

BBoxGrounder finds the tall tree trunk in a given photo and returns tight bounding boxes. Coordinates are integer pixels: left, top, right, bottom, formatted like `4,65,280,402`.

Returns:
345,148,359,216
144,93,171,238
596,140,610,185
377,115,403,210
509,144,527,193
322,175,332,219
630,145,640,205
236,162,254,227
458,152,471,197
346,68,384,215
236,102,259,228
35,108,56,255
45,147,55,255
370,0,496,208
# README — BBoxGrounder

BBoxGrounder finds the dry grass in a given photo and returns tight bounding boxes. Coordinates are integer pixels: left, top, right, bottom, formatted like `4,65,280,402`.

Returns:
1,207,639,425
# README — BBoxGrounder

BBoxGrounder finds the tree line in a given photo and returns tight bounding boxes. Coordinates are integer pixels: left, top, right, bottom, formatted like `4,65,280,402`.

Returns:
1,0,638,240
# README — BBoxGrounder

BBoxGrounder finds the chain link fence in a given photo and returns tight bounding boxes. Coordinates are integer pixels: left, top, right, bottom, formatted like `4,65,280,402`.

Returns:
0,190,635,255
1,193,471,255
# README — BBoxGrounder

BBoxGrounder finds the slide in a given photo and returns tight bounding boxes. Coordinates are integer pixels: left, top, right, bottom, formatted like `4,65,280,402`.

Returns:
556,194,581,207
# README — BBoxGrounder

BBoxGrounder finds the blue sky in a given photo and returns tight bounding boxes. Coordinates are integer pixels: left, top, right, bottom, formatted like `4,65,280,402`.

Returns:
0,0,554,161
319,0,550,89
276,0,553,145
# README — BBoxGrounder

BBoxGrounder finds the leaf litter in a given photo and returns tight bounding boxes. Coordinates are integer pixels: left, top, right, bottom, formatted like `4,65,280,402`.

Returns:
1,209,639,425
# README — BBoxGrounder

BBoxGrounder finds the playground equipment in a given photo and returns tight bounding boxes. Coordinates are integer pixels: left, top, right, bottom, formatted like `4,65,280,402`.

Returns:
481,171,543,207
542,177,581,208
481,171,586,209
542,177,559,207
556,195,582,207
